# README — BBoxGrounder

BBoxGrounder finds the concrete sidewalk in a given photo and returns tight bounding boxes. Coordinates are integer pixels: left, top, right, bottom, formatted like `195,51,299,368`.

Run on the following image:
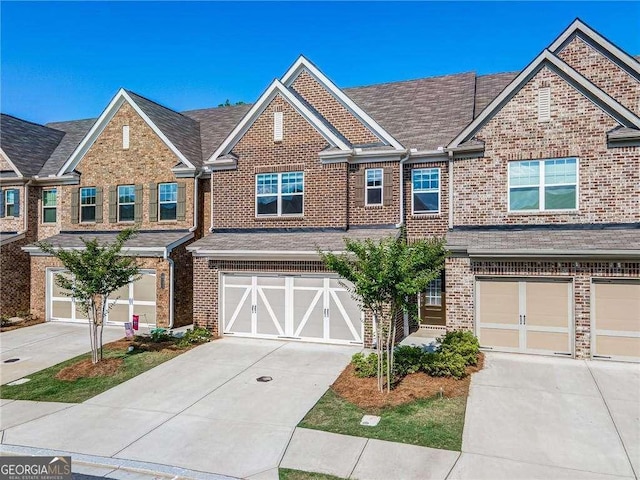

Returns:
0,322,123,385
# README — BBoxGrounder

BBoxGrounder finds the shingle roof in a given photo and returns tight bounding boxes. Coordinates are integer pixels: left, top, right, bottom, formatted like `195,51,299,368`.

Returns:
0,114,65,176
27,230,193,252
40,118,96,176
188,227,399,253
182,104,252,160
344,73,477,151
447,225,640,256
125,91,203,167
474,72,518,117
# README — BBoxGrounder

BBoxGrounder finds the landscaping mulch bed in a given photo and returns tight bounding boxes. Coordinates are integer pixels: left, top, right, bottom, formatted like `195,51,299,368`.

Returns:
55,357,124,381
331,352,484,409
0,317,45,332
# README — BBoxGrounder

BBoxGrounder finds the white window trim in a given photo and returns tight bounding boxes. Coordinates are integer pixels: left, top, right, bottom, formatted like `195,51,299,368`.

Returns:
507,158,579,213
80,187,97,223
118,185,135,223
365,168,383,206
411,167,441,215
255,171,304,217
159,182,178,221
5,189,16,217
42,188,57,224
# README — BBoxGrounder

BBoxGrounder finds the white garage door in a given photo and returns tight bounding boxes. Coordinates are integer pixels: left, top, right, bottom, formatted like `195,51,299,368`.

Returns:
592,279,640,362
48,268,157,326
221,274,363,345
476,278,573,356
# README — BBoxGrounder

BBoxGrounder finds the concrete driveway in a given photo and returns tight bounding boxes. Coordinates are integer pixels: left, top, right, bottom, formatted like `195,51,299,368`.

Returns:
454,353,640,479
0,322,123,384
1,337,359,479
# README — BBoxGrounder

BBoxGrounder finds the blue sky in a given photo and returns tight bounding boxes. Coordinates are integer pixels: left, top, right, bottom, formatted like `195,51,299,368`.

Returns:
2,2,638,124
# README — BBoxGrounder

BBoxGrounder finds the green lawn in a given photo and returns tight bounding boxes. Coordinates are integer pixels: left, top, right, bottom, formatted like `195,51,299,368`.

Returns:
279,468,345,480
0,345,186,403
298,389,467,451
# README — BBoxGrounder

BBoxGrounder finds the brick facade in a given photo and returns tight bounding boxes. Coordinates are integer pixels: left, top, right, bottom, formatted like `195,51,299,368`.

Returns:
453,66,639,226
0,236,31,317
558,36,640,116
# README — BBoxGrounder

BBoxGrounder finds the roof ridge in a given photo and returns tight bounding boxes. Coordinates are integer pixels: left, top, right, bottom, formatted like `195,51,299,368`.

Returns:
344,71,478,91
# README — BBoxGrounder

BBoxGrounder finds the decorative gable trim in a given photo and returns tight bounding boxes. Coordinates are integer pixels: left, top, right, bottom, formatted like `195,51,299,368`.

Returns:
206,79,351,163
0,148,24,178
56,89,196,176
448,50,640,149
281,56,405,151
549,18,640,80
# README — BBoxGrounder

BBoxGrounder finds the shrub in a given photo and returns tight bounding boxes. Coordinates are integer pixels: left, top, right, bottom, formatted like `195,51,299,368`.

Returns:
177,327,212,347
422,350,467,379
393,345,425,377
438,330,480,366
351,352,380,378
150,328,171,343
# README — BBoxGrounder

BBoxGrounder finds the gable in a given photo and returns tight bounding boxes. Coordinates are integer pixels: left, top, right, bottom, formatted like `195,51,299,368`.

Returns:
74,102,186,180
290,70,381,146
448,51,640,149
474,66,620,156
57,89,197,176
557,35,640,116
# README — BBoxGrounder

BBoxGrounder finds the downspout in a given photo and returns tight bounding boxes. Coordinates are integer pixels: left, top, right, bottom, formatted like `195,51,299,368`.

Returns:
448,151,454,230
396,152,411,227
208,167,214,233
17,180,33,236
189,169,203,233
164,249,175,329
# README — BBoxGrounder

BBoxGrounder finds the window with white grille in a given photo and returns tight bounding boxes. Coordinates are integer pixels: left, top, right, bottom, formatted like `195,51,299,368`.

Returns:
425,278,442,306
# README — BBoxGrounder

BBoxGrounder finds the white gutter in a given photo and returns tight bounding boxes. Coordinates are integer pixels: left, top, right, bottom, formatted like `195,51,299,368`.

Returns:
397,152,411,227
448,151,454,230
189,169,203,233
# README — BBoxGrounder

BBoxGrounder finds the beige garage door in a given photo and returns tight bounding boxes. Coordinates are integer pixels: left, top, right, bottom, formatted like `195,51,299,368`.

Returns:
592,279,640,362
48,268,157,326
476,278,572,356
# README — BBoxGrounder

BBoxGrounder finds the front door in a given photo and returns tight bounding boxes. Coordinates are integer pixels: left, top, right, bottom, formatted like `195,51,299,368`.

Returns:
419,274,446,326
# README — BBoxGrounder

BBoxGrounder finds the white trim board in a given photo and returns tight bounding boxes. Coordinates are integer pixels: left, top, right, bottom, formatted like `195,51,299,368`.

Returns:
57,89,196,176
207,79,351,163
549,19,640,79
281,56,405,151
448,50,640,149
0,148,23,177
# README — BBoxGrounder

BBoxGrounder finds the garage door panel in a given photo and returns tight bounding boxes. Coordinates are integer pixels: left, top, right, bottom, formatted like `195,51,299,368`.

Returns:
478,281,519,325
293,288,324,338
52,301,72,319
526,282,569,328
134,304,156,325
108,303,130,323
223,285,252,333
596,336,640,359
526,331,569,352
329,289,361,342
479,328,519,349
256,283,286,336
134,274,156,303
595,283,640,332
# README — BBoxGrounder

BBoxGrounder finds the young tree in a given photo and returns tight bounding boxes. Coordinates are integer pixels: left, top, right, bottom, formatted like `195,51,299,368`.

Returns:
321,230,447,392
37,229,141,364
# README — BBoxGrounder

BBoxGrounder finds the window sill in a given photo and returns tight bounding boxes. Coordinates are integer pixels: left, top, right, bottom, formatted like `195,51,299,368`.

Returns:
255,215,304,221
364,204,384,209
411,212,442,218
158,219,179,224
507,209,579,216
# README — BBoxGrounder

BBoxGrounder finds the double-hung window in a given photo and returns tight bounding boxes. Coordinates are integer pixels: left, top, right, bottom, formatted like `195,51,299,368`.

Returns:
159,183,177,220
256,171,303,216
509,158,577,211
5,189,16,217
43,189,57,223
425,278,442,306
412,168,440,214
80,187,96,223
365,168,383,206
118,185,135,222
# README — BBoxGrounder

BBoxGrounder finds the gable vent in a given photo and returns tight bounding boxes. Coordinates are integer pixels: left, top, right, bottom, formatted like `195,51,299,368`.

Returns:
538,87,551,122
123,125,130,149
274,112,283,142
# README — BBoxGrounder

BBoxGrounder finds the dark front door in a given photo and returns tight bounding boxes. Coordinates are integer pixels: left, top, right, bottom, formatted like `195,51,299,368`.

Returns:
419,273,446,326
